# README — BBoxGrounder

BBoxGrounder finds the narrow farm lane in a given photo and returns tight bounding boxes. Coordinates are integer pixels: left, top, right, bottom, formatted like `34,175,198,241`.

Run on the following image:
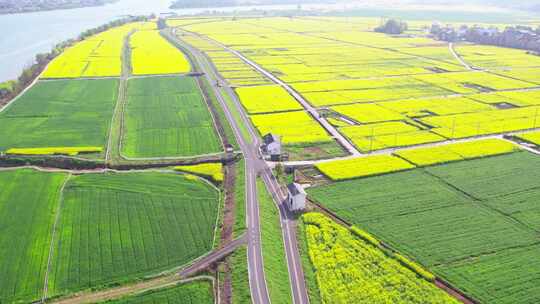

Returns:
52,276,216,304
279,126,540,166
449,42,475,71
179,235,248,278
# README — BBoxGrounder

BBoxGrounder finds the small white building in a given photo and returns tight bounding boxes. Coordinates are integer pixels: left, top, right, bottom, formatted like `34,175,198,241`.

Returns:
262,133,281,161
287,183,306,212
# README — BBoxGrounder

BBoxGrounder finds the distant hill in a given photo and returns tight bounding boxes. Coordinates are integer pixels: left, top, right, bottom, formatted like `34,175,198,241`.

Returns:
412,0,540,12
170,0,331,9
169,0,540,12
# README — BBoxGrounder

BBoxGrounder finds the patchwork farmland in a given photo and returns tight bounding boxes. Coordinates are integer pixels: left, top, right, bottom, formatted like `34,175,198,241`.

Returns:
0,17,234,304
308,152,540,304
178,17,540,154
2,10,540,304
170,14,540,304
0,169,221,303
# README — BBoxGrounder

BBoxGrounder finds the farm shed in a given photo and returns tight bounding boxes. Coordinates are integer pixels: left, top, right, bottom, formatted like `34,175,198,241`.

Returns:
287,183,306,212
262,133,282,161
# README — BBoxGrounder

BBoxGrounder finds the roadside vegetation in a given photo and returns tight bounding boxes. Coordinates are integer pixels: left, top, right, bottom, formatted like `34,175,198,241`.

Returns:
230,245,251,304
233,159,247,237
257,179,292,304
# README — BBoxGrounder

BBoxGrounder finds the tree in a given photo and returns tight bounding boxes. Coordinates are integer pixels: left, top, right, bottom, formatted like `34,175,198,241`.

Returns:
375,19,408,35
157,18,167,30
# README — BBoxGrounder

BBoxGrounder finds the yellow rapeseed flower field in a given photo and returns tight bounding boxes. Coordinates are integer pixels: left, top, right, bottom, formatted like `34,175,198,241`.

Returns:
235,85,302,114
331,103,402,123
174,163,223,182
6,147,102,156
338,121,445,152
130,30,191,75
250,111,332,144
301,213,459,304
316,154,415,181
395,139,519,166
421,106,540,139
515,131,540,146
42,22,153,79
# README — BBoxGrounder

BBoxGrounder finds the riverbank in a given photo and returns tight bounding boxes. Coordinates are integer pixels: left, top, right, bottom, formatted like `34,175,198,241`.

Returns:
0,0,118,15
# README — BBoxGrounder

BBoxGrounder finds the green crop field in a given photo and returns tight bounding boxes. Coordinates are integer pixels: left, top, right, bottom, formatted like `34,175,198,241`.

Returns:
0,169,68,303
308,151,540,304
103,280,214,304
0,79,118,154
48,172,220,296
435,244,540,304
122,76,222,158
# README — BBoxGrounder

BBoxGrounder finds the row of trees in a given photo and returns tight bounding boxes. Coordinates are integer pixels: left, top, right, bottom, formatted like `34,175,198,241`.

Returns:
431,24,540,53
0,15,152,105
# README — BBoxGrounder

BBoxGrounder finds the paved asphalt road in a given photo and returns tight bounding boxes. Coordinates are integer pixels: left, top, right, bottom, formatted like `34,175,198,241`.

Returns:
171,29,310,304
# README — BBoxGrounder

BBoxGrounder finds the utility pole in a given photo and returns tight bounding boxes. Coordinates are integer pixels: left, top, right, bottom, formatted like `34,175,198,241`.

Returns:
451,118,456,139
534,108,539,129
369,126,375,153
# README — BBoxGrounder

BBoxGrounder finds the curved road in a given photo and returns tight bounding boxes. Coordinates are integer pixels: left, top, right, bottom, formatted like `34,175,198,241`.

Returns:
167,29,310,304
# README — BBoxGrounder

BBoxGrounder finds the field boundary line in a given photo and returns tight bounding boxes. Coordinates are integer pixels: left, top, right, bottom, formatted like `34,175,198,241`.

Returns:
52,275,219,304
209,181,223,250
114,29,226,161
42,173,72,302
118,151,227,161
174,30,258,145
307,199,481,304
194,77,227,151
426,166,540,234
106,29,135,163
449,42,474,71
281,127,540,166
